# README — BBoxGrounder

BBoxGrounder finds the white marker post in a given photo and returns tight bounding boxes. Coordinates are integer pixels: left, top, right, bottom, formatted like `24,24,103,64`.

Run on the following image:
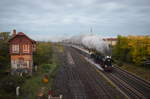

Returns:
60,95,63,99
35,65,37,71
48,95,51,99
16,86,20,96
20,72,22,77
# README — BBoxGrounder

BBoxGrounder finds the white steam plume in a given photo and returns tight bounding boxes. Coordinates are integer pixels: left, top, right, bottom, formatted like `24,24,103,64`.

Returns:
64,34,110,55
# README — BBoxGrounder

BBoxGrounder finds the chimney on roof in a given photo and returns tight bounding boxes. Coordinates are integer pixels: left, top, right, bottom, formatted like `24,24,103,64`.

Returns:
12,29,16,36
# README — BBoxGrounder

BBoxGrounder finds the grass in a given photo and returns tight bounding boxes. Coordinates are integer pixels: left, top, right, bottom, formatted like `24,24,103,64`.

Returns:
21,76,44,98
20,49,60,99
56,43,64,53
116,62,150,82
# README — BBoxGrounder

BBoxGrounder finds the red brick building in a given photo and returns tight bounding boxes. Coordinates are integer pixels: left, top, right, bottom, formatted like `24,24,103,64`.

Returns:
9,30,36,74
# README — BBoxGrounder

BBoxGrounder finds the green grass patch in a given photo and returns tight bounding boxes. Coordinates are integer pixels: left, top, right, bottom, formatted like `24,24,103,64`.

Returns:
20,43,60,99
20,61,59,99
56,43,64,53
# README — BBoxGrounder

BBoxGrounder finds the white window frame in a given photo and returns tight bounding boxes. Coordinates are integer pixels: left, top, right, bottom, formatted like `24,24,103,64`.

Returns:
23,44,30,53
12,44,19,53
11,60,18,69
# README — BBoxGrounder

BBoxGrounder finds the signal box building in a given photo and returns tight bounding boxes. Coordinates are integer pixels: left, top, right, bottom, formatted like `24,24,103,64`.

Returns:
9,30,36,74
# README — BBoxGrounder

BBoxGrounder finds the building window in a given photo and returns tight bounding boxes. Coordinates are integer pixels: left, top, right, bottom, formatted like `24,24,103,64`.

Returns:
12,44,19,53
24,61,29,68
17,64,20,68
23,44,29,53
11,60,14,65
11,60,18,69
18,58,24,68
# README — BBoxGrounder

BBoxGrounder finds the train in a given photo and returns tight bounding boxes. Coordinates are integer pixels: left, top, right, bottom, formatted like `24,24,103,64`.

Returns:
90,52,113,72
71,45,113,72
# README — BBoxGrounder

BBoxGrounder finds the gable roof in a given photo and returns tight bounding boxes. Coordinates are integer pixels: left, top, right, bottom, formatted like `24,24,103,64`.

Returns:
8,32,36,44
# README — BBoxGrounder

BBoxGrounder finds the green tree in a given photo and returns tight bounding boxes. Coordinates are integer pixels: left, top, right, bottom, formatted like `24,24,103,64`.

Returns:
0,32,10,73
33,42,53,65
113,35,132,62
113,35,150,65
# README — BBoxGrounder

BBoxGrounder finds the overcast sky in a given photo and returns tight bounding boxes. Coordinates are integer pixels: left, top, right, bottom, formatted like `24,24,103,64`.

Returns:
0,0,150,41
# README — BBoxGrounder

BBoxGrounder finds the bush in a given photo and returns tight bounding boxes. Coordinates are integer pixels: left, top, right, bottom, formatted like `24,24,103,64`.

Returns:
117,61,123,67
0,91,16,99
41,64,51,73
0,75,25,93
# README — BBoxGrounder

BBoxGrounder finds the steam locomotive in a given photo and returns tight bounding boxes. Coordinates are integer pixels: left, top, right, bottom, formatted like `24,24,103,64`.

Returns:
71,45,113,72
90,52,113,72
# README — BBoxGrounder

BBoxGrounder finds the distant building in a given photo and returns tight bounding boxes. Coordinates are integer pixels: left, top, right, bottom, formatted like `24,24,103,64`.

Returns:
103,38,117,46
8,29,36,75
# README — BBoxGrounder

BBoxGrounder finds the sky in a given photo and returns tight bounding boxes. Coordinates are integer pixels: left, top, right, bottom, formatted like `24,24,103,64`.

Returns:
0,0,150,41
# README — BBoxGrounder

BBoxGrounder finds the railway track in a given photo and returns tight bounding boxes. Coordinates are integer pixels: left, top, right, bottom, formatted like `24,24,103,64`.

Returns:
114,67,150,95
101,66,150,99
52,46,87,99
69,47,125,99
72,45,150,99
111,67,150,98
104,72,147,99
52,46,125,99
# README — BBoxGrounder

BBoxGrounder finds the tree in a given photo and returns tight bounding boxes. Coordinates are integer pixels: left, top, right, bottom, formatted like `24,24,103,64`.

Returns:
0,32,10,73
33,42,53,65
112,35,150,65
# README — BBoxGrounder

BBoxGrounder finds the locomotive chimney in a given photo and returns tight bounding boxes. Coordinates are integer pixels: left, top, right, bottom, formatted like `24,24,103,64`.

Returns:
12,29,16,36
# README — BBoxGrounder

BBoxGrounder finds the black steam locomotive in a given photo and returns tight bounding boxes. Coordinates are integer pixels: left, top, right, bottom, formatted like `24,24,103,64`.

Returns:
90,52,113,72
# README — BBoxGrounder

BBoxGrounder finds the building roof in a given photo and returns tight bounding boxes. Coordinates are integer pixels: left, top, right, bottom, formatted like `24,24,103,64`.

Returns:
17,32,25,36
8,32,36,43
103,38,117,41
